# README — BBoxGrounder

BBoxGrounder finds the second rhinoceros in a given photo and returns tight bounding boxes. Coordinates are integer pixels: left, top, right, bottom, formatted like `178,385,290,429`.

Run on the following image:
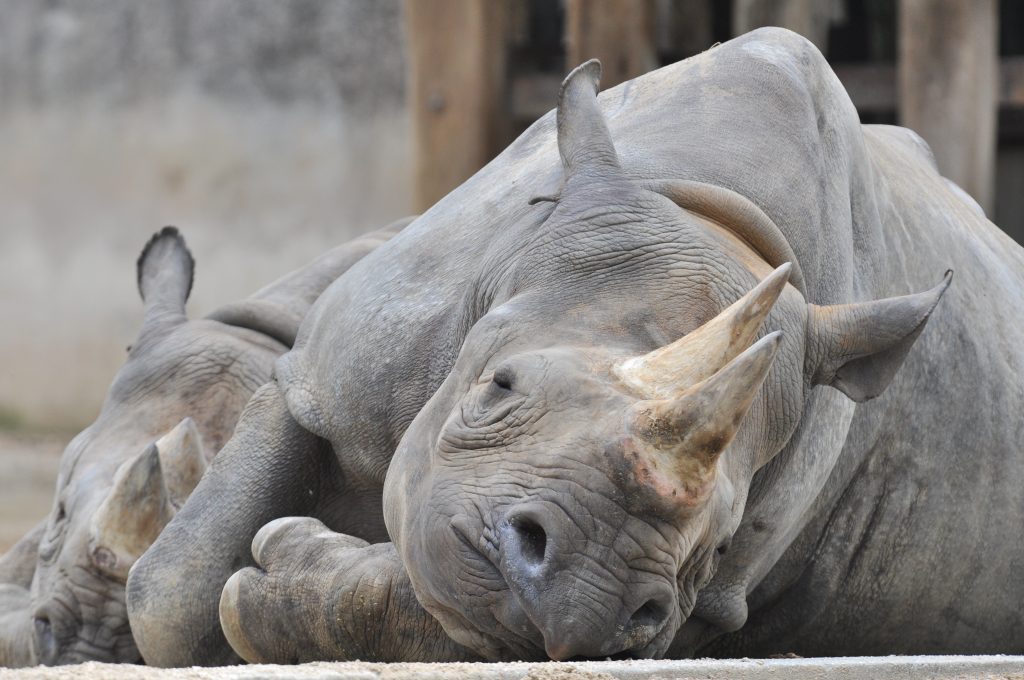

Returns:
0,222,400,666
130,28,1023,664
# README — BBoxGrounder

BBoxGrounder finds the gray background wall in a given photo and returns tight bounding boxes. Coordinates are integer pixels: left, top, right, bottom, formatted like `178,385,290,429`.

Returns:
0,0,411,431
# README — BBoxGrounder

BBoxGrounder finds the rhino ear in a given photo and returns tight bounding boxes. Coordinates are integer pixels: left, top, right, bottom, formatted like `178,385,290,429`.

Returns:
134,226,194,344
557,59,622,186
89,444,175,579
155,417,208,507
807,271,952,402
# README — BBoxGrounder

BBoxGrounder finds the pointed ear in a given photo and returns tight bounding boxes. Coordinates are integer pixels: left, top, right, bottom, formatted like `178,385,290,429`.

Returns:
557,59,622,186
134,226,194,344
807,271,952,402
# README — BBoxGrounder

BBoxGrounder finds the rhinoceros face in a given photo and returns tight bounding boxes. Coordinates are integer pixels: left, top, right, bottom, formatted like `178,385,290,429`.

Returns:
26,227,278,665
30,411,208,665
390,271,796,660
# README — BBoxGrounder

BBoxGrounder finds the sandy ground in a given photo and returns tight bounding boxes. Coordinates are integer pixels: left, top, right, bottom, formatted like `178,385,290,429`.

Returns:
2,657,1024,680
0,432,65,553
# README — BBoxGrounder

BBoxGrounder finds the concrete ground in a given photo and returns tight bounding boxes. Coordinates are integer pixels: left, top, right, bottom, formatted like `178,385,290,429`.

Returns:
2,657,1024,680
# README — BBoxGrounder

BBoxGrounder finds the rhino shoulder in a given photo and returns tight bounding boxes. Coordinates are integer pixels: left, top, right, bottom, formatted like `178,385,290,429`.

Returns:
864,124,986,218
274,350,333,440
864,124,940,172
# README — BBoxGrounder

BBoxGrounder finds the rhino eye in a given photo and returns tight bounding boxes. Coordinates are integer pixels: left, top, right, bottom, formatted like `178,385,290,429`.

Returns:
492,367,514,391
39,503,69,563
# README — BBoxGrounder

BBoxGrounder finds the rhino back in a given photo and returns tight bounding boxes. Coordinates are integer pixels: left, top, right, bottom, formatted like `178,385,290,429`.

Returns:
277,27,873,481
703,123,1024,657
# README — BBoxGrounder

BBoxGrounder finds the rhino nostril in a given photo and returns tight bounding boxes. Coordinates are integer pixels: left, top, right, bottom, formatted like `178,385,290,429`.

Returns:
629,598,668,630
33,615,57,662
34,616,51,638
509,515,547,567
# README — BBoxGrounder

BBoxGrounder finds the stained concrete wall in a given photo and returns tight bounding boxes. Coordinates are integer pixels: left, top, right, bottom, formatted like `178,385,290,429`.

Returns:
0,0,411,431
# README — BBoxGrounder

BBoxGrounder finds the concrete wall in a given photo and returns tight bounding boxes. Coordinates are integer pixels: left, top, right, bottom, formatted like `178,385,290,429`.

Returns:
0,0,411,430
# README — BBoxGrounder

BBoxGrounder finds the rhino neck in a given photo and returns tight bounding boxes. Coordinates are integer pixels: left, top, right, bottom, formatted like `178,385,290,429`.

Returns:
640,180,807,296
672,385,858,654
205,299,302,349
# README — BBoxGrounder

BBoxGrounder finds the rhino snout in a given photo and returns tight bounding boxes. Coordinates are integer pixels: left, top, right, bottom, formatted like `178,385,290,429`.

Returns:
31,614,58,665
496,505,674,660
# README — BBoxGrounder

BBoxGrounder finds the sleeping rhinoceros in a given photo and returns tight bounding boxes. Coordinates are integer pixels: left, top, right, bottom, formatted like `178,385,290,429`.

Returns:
0,222,402,666
129,27,1024,664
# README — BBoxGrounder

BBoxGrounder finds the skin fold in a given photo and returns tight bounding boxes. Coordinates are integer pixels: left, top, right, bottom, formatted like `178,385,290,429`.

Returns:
129,28,1024,665
0,223,402,667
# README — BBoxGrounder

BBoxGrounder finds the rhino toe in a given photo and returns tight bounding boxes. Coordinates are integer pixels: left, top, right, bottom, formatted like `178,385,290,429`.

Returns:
251,516,368,569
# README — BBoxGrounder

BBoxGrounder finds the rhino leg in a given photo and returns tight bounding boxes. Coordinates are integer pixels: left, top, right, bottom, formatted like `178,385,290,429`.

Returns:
0,520,45,667
0,584,34,667
0,519,44,589
219,517,479,663
126,382,332,667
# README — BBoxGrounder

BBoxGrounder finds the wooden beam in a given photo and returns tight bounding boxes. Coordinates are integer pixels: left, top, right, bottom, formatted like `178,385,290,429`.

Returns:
655,0,713,60
405,0,509,211
832,63,897,114
898,0,998,213
565,0,657,89
732,0,844,53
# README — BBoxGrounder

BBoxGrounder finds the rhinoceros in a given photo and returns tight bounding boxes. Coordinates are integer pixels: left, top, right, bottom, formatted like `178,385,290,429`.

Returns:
128,27,1024,665
0,223,401,666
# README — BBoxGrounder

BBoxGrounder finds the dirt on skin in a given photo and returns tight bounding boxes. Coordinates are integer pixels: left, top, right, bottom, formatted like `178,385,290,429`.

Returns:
0,432,65,553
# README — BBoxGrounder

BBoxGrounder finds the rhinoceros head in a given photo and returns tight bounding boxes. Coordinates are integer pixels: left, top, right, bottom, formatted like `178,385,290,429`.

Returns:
29,228,274,665
385,61,950,661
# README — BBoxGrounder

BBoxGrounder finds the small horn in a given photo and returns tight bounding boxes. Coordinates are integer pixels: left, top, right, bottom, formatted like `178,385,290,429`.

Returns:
614,263,791,399
155,417,207,507
90,444,174,579
629,332,783,499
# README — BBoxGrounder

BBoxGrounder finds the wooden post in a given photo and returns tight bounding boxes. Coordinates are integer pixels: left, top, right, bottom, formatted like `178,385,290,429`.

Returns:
565,0,657,90
898,0,998,214
732,0,844,53
405,0,509,211
655,0,713,59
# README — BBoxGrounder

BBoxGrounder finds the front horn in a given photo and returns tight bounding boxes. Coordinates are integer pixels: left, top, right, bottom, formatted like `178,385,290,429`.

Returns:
614,263,791,399
628,332,783,504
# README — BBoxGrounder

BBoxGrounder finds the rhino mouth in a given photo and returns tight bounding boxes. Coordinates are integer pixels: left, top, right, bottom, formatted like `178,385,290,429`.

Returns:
447,519,548,658
31,566,140,666
447,518,666,661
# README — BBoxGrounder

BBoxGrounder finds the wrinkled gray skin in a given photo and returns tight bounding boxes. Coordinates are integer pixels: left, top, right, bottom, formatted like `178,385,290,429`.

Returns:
129,28,1024,665
0,224,400,667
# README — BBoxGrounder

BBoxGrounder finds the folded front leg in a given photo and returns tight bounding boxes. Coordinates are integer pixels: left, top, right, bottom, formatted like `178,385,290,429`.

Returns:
0,585,33,667
127,382,332,667
0,520,45,667
219,517,479,663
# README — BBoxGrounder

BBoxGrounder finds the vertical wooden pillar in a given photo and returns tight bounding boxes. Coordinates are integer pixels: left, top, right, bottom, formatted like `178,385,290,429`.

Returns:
899,0,997,214
405,0,509,211
733,0,843,53
565,0,658,90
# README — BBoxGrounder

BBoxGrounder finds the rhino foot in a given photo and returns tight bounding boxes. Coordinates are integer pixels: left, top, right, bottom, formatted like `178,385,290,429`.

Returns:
0,584,34,667
219,517,479,663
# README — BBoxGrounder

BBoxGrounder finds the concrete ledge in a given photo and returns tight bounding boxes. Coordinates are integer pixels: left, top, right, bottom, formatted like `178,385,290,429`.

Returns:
2,656,1024,680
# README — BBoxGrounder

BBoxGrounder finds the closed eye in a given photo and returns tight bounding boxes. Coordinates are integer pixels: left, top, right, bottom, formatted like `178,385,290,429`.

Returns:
38,502,69,562
492,366,514,391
